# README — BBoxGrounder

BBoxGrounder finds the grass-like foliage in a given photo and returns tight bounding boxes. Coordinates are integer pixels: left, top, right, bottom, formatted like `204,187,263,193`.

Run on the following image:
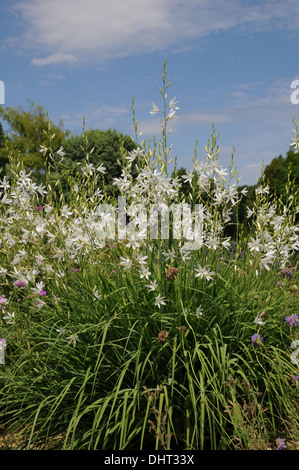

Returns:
0,62,298,450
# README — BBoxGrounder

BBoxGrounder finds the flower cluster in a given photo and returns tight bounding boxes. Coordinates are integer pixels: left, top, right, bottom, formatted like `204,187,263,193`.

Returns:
251,333,264,347
276,438,287,450
285,314,299,328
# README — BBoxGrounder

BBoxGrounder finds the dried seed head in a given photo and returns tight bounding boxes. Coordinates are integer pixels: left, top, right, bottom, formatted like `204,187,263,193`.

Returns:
178,325,187,333
166,267,179,280
158,330,169,342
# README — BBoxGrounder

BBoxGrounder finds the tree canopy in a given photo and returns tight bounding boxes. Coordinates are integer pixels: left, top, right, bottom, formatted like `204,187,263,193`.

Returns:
0,121,7,171
262,149,298,203
60,128,137,195
0,100,67,174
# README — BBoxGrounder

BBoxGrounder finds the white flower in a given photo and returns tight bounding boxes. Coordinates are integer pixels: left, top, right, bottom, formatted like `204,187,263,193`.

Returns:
256,185,269,195
139,264,151,280
136,253,148,265
92,287,101,300
35,253,45,265
169,97,179,110
195,265,215,281
126,148,144,164
3,311,15,324
1,193,12,205
56,328,66,335
93,188,102,199
145,280,158,292
155,294,166,308
96,163,106,174
181,171,193,185
205,236,219,251
60,205,73,218
290,139,299,153
259,249,275,271
215,167,228,179
66,333,79,347
179,249,191,262
82,163,95,176
221,238,231,249
37,183,47,196
246,208,254,219
149,103,160,116
162,249,176,263
254,315,266,326
213,191,225,206
119,256,133,270
248,237,262,252
39,145,48,153
0,176,10,190
56,146,65,157
167,108,177,120
195,305,203,318
31,281,45,295
125,238,141,250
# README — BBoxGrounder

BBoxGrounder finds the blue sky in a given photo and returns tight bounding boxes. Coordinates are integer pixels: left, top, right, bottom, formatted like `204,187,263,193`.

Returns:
1,0,299,185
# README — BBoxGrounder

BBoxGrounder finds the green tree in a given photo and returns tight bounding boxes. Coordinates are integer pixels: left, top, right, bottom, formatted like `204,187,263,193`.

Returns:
61,128,137,195
0,100,68,174
0,121,8,171
0,121,4,147
262,149,298,203
235,184,257,237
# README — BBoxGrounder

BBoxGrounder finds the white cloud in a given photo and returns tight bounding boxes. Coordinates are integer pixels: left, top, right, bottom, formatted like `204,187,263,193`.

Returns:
12,0,299,66
70,104,130,130
245,163,262,169
31,53,78,66
178,111,231,125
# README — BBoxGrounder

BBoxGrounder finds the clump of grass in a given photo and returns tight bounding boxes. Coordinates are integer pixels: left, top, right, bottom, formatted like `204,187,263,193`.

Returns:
0,62,298,450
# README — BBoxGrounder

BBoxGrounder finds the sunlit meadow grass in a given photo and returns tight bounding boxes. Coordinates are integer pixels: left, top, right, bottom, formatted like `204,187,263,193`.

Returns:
0,63,298,450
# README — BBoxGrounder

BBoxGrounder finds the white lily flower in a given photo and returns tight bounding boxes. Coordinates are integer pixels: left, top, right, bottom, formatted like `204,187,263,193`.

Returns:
155,294,166,308
149,103,160,115
66,333,79,347
195,265,215,281
96,163,106,174
119,257,133,270
56,146,65,157
145,280,158,292
254,315,266,326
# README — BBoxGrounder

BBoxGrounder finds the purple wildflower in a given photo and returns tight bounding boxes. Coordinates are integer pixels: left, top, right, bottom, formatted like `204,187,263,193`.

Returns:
292,375,299,381
276,438,287,450
280,267,293,279
0,296,8,305
285,314,299,328
14,280,27,288
251,333,264,346
39,290,47,296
